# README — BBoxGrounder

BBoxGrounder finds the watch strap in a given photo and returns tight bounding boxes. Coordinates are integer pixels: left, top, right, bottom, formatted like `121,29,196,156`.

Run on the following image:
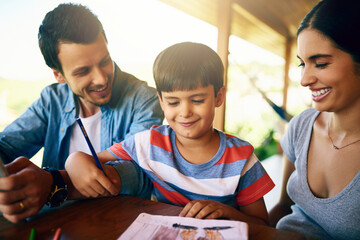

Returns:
43,167,68,207
44,168,66,188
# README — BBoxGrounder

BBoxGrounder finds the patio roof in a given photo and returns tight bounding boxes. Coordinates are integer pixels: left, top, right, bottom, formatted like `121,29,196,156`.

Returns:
159,0,319,61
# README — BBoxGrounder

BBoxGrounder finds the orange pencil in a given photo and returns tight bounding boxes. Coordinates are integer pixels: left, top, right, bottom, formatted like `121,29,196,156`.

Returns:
52,228,61,240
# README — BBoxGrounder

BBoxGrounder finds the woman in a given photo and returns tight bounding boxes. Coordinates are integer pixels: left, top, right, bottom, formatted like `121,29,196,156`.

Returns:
269,0,360,239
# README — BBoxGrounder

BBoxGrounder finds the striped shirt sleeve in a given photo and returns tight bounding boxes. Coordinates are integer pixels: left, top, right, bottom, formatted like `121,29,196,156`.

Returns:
236,154,275,206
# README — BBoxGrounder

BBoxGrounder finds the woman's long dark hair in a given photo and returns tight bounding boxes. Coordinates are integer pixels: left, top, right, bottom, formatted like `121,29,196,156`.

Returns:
297,0,360,63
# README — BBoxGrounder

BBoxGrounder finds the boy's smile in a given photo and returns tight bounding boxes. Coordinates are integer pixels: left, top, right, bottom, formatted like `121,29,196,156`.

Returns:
159,85,224,142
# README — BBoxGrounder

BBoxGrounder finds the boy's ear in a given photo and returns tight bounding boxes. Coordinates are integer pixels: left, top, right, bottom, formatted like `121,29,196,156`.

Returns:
52,68,66,84
215,87,226,107
157,92,165,111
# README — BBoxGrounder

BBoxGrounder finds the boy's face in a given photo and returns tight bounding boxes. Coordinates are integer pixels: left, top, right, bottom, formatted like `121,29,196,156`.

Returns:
158,85,225,141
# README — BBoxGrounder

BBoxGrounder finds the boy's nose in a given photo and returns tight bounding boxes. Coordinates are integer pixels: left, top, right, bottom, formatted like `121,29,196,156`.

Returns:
179,103,193,118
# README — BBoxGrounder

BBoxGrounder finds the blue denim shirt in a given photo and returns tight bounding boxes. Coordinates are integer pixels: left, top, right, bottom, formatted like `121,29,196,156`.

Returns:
0,63,164,169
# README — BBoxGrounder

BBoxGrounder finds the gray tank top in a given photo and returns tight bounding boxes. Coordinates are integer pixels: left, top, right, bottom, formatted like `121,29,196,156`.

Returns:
277,108,360,240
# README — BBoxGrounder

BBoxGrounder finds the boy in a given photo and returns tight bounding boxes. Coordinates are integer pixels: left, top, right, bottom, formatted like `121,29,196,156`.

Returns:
65,42,275,225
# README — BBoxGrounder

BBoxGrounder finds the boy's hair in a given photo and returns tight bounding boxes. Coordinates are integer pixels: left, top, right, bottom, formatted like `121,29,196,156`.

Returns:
153,42,224,98
38,3,107,73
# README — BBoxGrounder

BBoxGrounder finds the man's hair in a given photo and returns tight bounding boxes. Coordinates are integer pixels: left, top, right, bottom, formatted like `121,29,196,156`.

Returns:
153,42,224,98
38,3,107,73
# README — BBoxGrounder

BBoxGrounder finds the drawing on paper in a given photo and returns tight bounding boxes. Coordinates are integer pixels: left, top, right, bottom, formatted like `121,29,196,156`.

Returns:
118,213,248,240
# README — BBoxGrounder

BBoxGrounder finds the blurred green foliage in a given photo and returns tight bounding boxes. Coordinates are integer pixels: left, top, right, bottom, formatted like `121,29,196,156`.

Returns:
0,78,51,133
0,78,51,115
0,78,49,166
254,130,279,161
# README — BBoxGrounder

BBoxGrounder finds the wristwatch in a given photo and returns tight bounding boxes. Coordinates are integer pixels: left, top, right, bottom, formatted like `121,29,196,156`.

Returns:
43,167,68,207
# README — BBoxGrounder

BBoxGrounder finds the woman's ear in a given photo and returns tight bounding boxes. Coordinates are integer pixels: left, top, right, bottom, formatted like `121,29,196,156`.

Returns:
52,69,66,84
215,87,226,107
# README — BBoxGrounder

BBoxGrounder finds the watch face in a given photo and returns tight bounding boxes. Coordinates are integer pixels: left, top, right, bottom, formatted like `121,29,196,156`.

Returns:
49,188,68,207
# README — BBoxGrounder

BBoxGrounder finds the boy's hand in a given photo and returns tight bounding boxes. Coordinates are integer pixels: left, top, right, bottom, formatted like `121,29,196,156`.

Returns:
103,164,121,191
65,152,119,198
179,199,232,219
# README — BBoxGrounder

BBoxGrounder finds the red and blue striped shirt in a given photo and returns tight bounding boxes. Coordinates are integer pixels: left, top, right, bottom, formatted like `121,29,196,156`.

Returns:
108,125,274,208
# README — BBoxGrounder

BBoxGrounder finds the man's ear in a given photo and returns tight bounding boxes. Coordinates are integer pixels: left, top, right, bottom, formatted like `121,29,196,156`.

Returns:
157,92,165,111
215,87,226,107
52,68,66,84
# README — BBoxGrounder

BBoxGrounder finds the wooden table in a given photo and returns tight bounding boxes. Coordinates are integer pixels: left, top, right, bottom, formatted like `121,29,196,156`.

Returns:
0,195,307,240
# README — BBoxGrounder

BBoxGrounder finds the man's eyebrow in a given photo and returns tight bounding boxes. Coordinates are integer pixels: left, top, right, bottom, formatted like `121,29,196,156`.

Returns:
100,54,111,63
297,54,333,60
72,66,88,76
72,54,110,76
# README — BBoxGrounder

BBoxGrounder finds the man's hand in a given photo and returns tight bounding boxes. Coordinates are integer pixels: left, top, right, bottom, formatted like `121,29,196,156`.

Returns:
0,157,53,223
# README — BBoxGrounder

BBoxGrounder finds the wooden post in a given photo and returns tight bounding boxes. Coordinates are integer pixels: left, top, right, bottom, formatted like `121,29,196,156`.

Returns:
283,37,292,110
214,0,232,131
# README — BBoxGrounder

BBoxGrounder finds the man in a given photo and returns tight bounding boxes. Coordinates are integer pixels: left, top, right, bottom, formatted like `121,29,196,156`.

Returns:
0,3,163,223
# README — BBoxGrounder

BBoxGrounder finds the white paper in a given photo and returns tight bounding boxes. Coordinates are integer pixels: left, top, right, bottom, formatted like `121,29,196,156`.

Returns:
118,213,248,240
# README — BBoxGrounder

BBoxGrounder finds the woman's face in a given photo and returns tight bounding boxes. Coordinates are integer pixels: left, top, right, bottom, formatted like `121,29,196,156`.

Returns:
297,29,360,113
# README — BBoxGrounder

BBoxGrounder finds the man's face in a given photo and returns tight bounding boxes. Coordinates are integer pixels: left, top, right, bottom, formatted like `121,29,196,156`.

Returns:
53,34,114,113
